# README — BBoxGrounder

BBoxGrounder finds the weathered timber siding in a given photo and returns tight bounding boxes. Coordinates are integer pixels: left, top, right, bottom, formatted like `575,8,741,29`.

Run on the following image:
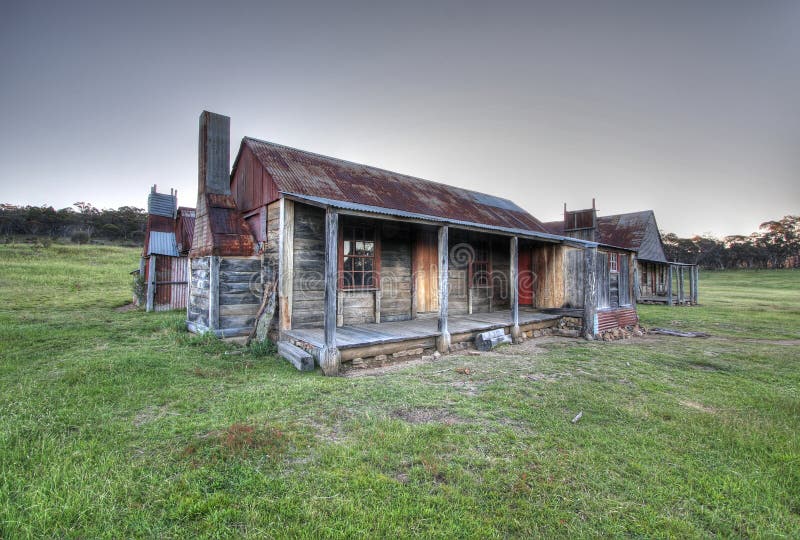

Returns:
218,257,261,332
264,201,280,285
291,203,325,328
596,251,610,309
340,291,375,325
380,222,412,322
532,244,565,308
563,247,585,308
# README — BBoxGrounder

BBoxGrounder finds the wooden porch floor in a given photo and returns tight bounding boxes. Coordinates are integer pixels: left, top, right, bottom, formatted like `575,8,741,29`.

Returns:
284,309,578,350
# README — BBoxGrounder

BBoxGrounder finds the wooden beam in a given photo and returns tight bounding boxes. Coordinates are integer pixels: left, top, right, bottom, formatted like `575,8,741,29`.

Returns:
692,265,699,304
632,256,640,303
278,198,294,336
146,256,156,312
436,225,451,353
667,264,673,306
509,236,521,343
209,256,220,330
678,266,685,304
582,246,597,339
320,208,341,375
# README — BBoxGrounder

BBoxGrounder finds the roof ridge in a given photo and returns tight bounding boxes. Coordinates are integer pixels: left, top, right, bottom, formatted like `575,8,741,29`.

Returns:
243,136,524,209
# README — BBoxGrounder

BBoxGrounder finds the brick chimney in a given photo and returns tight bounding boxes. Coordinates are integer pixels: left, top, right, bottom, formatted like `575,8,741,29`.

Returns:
198,111,231,196
189,111,255,257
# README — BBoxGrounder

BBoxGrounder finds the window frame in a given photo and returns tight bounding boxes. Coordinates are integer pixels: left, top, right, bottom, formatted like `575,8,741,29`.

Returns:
469,240,492,288
609,252,619,274
338,221,381,290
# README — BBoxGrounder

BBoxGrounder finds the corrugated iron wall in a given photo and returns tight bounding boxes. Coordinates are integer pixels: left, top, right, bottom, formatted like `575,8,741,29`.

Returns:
153,256,189,311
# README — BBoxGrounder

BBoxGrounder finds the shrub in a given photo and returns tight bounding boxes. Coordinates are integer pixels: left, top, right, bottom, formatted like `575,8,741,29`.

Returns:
132,273,146,305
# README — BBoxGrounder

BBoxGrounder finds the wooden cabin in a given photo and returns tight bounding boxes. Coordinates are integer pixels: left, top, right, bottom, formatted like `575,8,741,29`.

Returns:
545,202,698,306
136,186,194,311
187,111,641,374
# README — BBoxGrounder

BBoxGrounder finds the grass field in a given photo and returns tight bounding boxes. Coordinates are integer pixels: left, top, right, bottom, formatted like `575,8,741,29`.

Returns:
1,244,798,538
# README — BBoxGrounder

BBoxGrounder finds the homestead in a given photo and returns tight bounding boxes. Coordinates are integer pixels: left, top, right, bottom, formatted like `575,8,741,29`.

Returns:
187,111,640,374
135,186,194,311
545,201,699,306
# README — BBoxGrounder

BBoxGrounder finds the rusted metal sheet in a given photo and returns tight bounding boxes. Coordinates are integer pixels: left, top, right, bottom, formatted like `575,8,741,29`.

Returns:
176,207,195,255
189,194,256,257
153,255,189,311
237,137,550,233
597,307,638,332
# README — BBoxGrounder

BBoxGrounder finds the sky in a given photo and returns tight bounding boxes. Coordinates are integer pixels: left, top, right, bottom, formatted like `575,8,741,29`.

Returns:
1,1,798,238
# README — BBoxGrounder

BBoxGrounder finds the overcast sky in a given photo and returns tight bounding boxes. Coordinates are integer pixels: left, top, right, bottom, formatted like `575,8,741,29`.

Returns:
1,1,798,237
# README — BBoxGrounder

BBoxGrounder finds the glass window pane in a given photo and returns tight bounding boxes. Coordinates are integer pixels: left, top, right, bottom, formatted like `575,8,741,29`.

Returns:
364,241,374,254
363,259,372,272
364,272,374,287
354,273,363,287
344,240,352,255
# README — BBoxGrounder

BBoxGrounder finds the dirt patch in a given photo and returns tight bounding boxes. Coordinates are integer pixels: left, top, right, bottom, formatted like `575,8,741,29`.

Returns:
114,303,138,313
520,372,572,383
391,407,463,425
183,422,288,462
680,400,718,414
344,356,439,378
133,405,179,427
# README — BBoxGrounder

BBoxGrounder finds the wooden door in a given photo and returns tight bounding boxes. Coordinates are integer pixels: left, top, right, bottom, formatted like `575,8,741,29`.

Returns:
413,230,439,314
518,247,533,305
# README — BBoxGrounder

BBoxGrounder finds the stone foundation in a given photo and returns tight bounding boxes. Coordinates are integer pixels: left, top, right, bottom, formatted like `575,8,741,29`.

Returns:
599,324,645,341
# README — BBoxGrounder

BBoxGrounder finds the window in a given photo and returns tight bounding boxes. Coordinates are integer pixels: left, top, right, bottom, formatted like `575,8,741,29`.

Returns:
470,241,491,287
341,224,378,289
609,253,619,273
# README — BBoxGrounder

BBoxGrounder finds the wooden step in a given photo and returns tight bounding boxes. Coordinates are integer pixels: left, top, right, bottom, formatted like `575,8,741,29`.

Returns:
277,341,315,372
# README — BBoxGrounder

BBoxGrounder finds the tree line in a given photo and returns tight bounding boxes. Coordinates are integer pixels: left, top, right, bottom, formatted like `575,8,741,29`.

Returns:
0,203,146,244
1,202,797,269
662,215,799,269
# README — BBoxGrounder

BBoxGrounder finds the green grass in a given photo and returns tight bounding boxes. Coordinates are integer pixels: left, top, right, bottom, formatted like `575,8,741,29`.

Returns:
1,244,798,538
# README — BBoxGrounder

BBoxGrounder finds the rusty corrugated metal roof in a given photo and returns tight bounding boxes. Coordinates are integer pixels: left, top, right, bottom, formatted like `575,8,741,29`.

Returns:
176,207,195,255
545,210,667,262
243,137,549,233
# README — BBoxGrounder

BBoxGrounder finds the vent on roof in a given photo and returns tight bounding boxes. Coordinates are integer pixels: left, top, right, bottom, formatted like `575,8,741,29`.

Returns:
148,185,177,218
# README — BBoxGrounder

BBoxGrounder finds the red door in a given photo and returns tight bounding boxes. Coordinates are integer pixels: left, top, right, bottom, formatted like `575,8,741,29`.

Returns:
518,247,533,305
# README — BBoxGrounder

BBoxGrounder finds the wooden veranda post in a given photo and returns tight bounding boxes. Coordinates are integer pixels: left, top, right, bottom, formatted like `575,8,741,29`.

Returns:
320,208,341,375
146,256,156,312
509,236,521,343
678,266,685,304
278,198,294,336
632,255,640,303
582,246,598,339
667,264,674,306
436,225,451,353
692,266,699,304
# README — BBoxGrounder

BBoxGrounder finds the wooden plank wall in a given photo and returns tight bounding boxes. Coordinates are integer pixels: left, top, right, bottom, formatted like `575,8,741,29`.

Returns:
218,257,261,331
292,203,326,328
596,251,610,309
532,244,565,309
563,247,585,308
380,222,412,322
